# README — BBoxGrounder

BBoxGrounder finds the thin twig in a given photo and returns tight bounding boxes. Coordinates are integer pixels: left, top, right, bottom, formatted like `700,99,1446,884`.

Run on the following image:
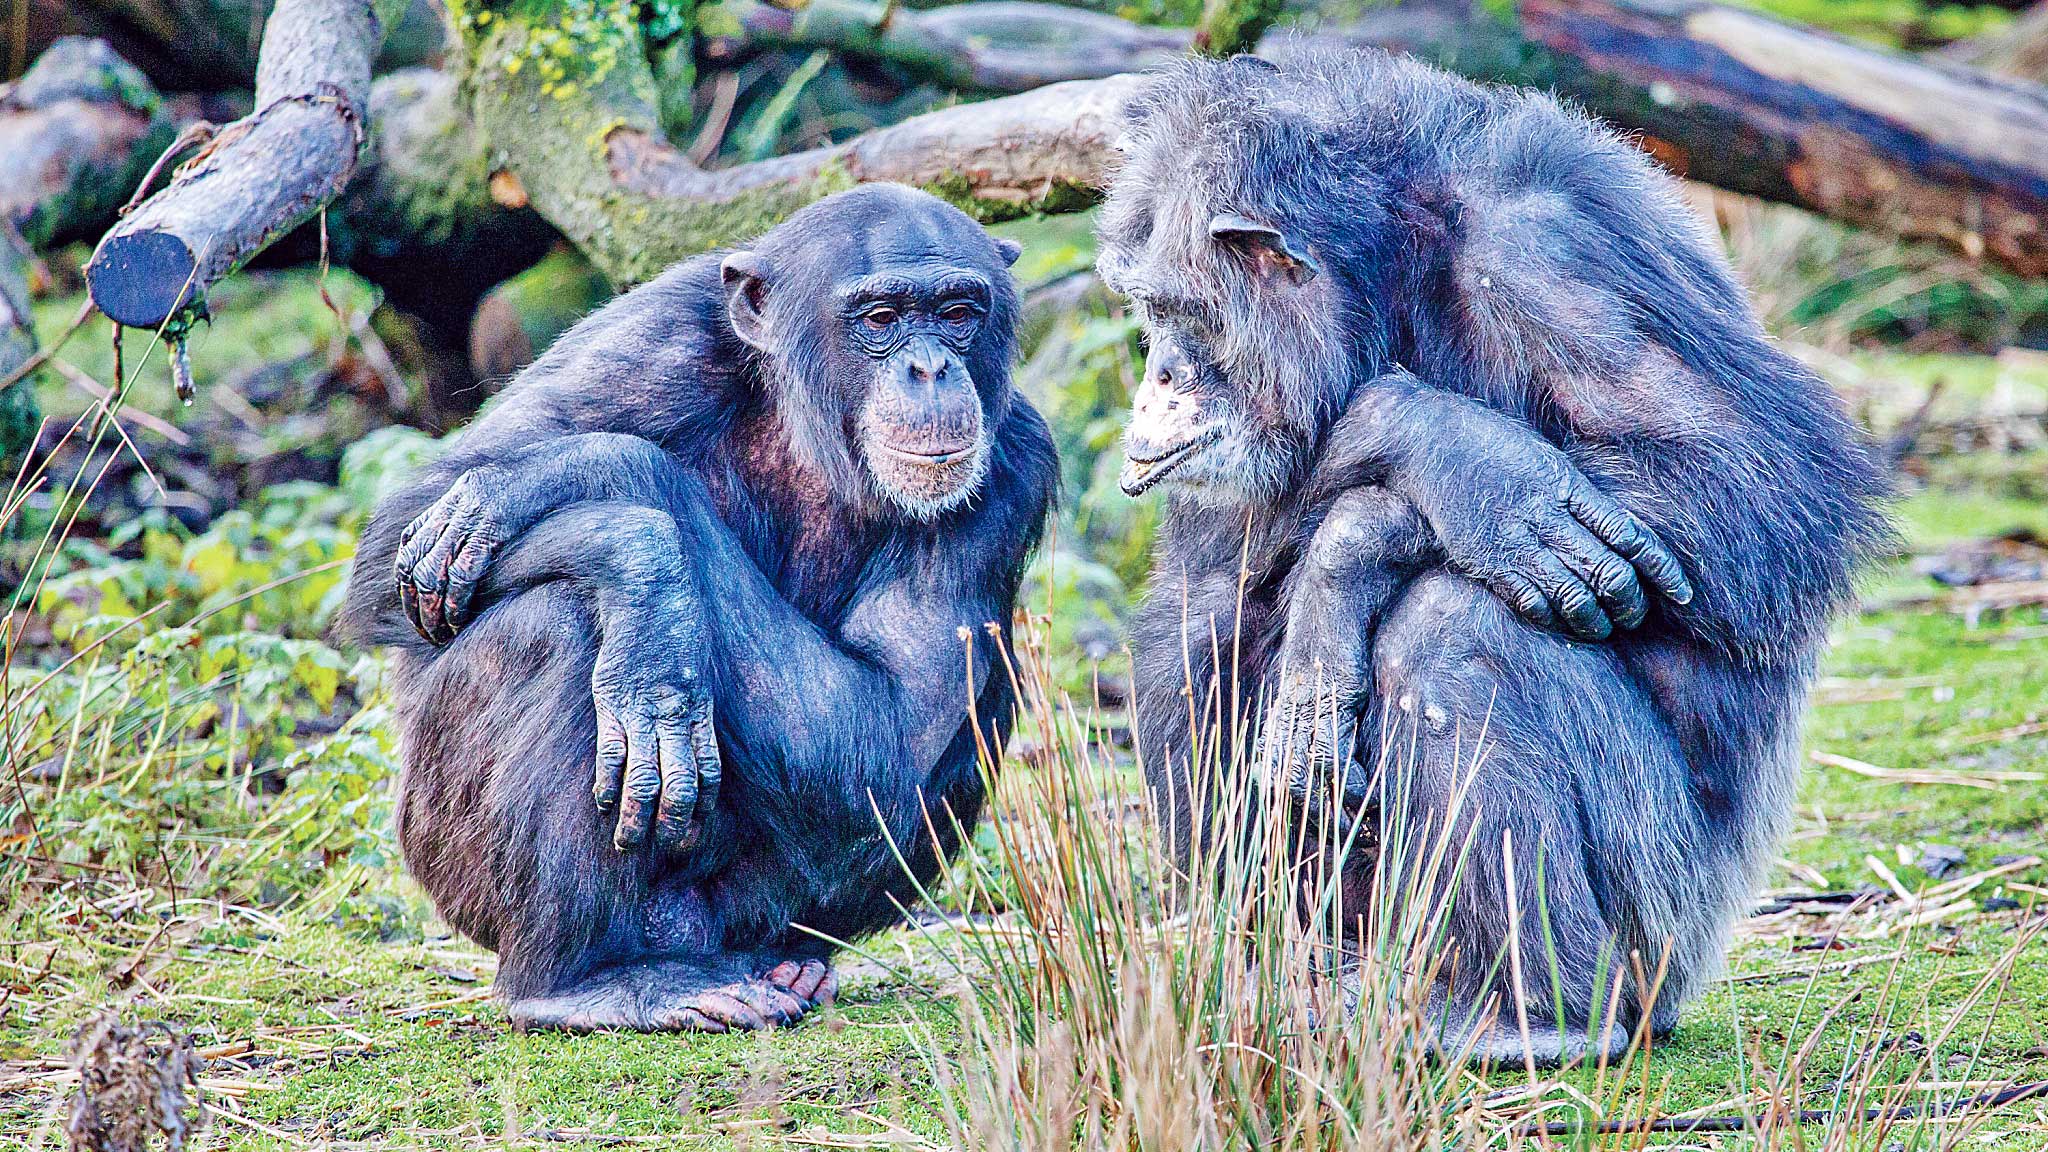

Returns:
0,298,94,392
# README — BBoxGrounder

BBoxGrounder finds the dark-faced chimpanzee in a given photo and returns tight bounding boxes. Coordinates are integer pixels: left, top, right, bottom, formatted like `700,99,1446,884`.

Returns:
1099,50,1888,1061
338,185,1055,1032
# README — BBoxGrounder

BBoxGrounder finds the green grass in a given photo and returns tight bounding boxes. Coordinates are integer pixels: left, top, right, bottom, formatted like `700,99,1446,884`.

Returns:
7,489,2045,1149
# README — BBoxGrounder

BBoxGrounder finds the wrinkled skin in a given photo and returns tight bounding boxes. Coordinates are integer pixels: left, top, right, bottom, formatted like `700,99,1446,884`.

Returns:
339,185,1054,1033
1103,51,1888,1063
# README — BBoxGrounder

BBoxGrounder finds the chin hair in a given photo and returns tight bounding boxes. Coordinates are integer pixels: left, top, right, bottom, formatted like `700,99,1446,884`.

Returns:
1156,424,1292,507
866,434,992,522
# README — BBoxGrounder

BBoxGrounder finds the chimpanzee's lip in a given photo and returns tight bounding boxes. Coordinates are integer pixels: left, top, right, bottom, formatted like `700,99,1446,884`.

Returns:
877,441,980,467
1120,424,1223,496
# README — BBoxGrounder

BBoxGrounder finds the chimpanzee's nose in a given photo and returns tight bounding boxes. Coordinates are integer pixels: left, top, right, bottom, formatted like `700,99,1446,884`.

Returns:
906,343,949,387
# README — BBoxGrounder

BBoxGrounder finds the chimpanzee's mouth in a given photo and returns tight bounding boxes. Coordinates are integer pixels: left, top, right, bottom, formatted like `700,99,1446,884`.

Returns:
1119,424,1223,496
877,442,980,467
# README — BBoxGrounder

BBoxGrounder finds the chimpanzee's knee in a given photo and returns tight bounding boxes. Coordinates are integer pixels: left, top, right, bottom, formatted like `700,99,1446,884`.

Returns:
1302,487,1430,583
1370,570,1521,737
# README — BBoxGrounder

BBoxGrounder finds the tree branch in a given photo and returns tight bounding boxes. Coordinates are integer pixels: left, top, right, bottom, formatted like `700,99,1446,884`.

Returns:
82,0,410,331
465,3,1138,285
1496,0,2048,276
698,0,1188,92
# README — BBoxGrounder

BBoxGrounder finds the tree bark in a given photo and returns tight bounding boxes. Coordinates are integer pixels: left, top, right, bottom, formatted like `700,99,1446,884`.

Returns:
0,37,176,249
1485,0,2048,277
697,0,1188,92
82,0,410,332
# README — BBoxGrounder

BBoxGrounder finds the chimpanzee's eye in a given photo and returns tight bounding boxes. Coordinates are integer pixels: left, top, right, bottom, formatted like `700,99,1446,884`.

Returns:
863,308,898,329
939,303,977,323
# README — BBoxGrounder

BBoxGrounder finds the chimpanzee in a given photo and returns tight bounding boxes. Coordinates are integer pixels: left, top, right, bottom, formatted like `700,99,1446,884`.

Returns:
1099,50,1888,1061
338,185,1054,1032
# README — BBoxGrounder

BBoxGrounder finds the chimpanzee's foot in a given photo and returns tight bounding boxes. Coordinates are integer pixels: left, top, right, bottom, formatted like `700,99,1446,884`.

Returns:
761,958,837,1008
505,957,820,1033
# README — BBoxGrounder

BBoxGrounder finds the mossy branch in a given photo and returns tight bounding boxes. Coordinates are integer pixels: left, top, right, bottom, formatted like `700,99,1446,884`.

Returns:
463,0,1138,285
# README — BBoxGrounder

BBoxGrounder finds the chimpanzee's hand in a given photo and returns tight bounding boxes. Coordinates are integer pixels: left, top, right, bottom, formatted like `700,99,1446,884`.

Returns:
590,596,722,857
395,466,520,645
1380,391,1692,641
1258,488,1431,817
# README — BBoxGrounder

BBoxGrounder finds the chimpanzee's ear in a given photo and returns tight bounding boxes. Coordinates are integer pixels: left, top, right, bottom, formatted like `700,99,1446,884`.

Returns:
1208,213,1319,287
994,237,1024,267
720,251,774,352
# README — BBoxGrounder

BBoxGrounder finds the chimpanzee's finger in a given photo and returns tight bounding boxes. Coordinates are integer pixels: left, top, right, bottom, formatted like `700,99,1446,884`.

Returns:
613,709,662,850
421,502,484,638
1563,482,1693,606
394,506,436,577
1541,518,1648,631
1489,570,1556,632
407,553,451,643
689,693,721,819
1526,551,1612,640
443,534,495,632
592,702,628,810
397,569,430,642
652,694,697,856
395,514,441,640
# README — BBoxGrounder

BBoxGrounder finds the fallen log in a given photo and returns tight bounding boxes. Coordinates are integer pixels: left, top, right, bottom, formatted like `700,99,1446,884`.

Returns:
1500,0,2048,277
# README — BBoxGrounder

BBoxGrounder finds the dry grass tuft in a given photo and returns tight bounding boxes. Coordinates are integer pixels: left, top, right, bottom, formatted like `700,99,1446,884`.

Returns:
896,611,2048,1150
64,1014,204,1152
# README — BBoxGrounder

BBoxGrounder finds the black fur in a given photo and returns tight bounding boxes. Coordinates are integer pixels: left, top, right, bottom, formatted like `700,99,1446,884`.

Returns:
339,185,1056,1031
1100,50,1890,1061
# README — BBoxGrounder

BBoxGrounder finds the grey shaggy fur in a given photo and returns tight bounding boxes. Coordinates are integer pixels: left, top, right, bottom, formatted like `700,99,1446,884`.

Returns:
1104,49,1890,1061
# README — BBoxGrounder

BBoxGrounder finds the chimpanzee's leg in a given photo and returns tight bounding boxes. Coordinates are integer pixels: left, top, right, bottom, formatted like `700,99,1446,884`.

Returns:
1364,570,1719,1064
391,503,829,1032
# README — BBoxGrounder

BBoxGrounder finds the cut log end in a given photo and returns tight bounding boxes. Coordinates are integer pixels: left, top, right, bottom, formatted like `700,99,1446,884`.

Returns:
87,229,200,330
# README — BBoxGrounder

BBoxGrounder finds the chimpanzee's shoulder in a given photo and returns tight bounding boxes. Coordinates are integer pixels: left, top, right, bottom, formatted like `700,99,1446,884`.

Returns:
990,395,1058,502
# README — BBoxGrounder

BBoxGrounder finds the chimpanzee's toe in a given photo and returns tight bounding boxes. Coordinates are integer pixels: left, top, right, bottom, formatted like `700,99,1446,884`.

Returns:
763,958,836,1007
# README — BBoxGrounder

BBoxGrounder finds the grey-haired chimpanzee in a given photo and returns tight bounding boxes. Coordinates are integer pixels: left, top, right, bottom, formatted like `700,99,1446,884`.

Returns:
338,185,1054,1032
1100,51,1887,1061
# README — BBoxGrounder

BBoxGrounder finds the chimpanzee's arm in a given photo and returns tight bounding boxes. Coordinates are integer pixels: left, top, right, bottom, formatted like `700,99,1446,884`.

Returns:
394,432,710,643
1421,188,1889,662
470,501,721,856
659,418,1051,816
1260,487,1437,805
1303,370,1693,642
442,415,1052,833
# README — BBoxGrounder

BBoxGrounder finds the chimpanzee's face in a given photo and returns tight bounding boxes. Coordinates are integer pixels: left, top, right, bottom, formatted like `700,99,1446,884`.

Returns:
720,185,1022,521
1098,199,1344,507
836,266,997,518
